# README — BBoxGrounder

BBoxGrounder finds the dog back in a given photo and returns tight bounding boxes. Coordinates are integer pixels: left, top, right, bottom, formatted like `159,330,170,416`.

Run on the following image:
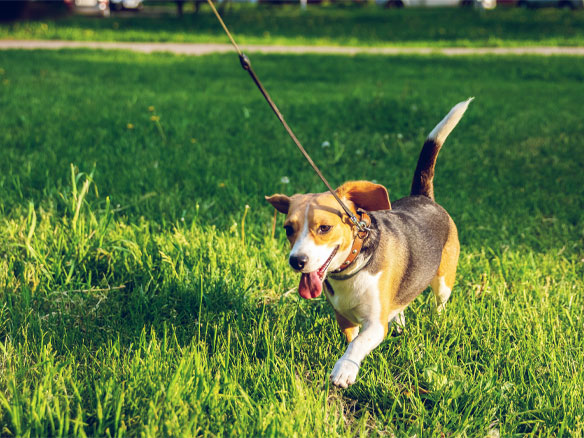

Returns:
369,195,451,306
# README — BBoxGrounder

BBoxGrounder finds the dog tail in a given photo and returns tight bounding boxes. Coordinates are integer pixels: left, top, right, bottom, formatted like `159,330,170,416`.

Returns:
410,98,473,200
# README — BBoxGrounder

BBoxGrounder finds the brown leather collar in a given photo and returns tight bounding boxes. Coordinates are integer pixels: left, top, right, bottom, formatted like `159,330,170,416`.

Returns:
333,210,371,273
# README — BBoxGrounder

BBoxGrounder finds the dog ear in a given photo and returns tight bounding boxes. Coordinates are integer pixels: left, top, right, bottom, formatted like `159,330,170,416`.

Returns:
265,194,291,214
336,181,391,211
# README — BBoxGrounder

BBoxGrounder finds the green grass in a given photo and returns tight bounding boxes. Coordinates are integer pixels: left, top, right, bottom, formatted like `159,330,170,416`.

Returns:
0,48,583,436
2,4,584,47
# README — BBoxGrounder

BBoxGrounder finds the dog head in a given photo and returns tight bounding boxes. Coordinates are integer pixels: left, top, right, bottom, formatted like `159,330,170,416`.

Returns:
266,181,390,299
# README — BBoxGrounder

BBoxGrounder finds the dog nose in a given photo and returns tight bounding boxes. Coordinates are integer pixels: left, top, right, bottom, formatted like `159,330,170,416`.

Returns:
289,254,308,271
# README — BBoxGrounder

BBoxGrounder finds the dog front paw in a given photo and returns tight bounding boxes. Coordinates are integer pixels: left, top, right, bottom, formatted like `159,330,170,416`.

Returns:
330,358,360,388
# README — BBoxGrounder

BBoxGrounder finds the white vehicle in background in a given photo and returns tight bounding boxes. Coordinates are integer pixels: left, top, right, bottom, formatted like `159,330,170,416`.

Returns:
110,0,143,11
65,0,110,16
461,0,497,7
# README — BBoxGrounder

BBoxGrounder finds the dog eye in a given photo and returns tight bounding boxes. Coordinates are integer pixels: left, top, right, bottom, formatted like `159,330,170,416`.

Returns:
283,225,294,237
318,225,332,234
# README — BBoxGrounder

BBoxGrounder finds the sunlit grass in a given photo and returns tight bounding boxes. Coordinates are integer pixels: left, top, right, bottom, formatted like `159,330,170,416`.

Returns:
0,49,583,436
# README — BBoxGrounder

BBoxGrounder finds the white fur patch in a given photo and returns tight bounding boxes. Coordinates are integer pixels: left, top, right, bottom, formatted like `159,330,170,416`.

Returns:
327,271,389,388
428,98,473,145
289,205,336,273
327,271,382,325
330,358,359,389
330,320,385,387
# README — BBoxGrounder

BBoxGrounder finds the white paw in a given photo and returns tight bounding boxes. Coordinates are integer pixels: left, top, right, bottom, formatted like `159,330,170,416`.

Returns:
330,358,360,388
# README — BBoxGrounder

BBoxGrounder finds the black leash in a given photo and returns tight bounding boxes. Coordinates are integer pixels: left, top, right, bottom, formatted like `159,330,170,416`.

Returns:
205,0,367,232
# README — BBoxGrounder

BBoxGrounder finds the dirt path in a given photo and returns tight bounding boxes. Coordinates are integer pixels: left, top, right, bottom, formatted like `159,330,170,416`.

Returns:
2,40,584,56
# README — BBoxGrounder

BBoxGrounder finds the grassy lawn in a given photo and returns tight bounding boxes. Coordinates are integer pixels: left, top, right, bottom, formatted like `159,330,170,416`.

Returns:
2,4,584,47
0,48,583,436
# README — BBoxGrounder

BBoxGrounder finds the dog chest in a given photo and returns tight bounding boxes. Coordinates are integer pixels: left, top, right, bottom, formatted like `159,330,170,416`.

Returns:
326,271,382,325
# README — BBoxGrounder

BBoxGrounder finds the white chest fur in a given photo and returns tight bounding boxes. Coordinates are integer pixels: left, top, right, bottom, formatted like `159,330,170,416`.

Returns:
326,271,382,326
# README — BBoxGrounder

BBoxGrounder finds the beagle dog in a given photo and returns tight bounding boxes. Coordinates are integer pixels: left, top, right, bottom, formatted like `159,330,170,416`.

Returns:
266,99,472,388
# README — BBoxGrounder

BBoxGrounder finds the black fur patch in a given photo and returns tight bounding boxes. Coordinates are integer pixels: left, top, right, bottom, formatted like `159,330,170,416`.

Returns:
367,195,451,306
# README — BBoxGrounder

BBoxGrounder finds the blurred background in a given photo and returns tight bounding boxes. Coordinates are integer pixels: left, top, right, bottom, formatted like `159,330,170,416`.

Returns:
1,0,582,21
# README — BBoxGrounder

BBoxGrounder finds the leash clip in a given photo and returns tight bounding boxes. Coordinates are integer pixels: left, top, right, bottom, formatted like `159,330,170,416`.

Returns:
349,215,366,232
352,210,371,234
358,220,370,231
357,222,370,234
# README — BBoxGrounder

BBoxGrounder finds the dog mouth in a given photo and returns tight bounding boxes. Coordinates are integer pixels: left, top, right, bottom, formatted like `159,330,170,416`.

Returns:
298,246,338,300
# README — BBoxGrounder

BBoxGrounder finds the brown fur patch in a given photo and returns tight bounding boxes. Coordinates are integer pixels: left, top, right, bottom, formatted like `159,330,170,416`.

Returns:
265,193,291,214
435,217,460,289
335,310,360,343
336,181,391,211
374,234,408,336
283,193,355,252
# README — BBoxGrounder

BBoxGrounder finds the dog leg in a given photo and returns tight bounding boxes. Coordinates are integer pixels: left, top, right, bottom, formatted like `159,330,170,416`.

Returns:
330,321,386,388
335,310,360,343
432,217,459,312
431,276,452,312
391,310,406,333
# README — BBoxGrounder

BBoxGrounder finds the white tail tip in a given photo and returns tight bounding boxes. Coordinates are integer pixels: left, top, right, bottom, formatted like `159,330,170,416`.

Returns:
428,97,474,144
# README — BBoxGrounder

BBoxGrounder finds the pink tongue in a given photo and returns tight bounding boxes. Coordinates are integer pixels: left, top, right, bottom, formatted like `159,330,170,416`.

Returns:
298,271,323,299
